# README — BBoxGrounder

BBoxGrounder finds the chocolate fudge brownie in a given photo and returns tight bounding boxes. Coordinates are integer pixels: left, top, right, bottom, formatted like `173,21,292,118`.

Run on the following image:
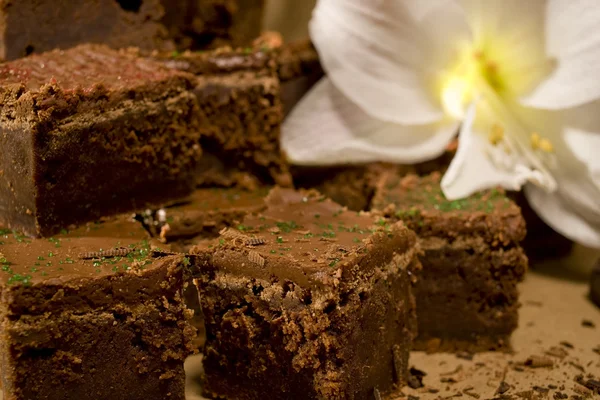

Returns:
152,46,291,188
0,0,265,61
373,172,528,352
194,188,419,399
0,221,195,400
0,44,202,237
592,258,600,308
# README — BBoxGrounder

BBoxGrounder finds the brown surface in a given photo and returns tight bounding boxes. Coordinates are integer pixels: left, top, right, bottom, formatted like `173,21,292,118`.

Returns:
194,188,419,399
184,249,600,400
0,221,195,400
373,172,527,351
0,44,202,237
0,0,265,61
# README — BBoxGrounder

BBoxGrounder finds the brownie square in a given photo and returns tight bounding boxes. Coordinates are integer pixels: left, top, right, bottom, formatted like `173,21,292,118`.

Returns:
373,172,528,352
0,44,202,237
0,221,195,400
0,0,265,61
195,188,419,399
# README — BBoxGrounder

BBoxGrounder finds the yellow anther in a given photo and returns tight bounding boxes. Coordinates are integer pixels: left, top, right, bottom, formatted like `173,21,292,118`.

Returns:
530,132,541,149
539,138,554,153
489,124,504,145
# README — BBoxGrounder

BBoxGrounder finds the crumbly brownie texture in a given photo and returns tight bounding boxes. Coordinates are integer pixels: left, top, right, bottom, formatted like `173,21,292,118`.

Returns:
0,44,202,237
157,188,268,250
154,46,291,188
373,172,528,352
592,258,600,308
0,221,195,400
194,188,419,400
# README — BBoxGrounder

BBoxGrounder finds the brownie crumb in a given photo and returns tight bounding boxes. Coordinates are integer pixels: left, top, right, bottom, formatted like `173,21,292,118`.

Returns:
496,381,511,394
463,387,481,398
407,367,426,389
523,355,554,368
575,375,600,395
532,386,549,394
581,319,596,328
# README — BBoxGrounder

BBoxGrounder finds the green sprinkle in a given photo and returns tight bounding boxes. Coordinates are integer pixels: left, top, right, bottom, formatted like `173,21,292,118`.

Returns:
276,236,284,244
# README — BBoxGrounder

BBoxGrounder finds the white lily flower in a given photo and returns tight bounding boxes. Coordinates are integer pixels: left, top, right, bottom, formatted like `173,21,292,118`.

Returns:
282,0,600,248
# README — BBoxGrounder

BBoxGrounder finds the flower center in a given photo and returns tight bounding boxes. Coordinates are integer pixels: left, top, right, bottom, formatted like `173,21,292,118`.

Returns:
440,47,506,119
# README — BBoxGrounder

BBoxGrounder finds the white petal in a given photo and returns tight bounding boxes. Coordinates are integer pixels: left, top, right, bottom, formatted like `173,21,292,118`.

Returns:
281,77,459,166
441,104,546,200
520,0,600,109
525,184,600,248
309,0,470,125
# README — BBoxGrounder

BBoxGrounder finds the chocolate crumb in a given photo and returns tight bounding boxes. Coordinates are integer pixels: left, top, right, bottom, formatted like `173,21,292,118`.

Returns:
559,341,574,349
463,387,480,399
575,374,600,395
545,346,568,359
581,319,596,328
553,392,568,400
441,377,458,384
496,381,511,395
569,361,585,373
407,396,420,400
407,367,426,389
532,386,549,394
548,384,558,389
523,355,554,368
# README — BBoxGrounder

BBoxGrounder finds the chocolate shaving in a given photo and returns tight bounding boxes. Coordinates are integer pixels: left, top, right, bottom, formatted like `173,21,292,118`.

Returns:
247,251,265,267
559,341,574,349
79,248,132,259
245,237,266,246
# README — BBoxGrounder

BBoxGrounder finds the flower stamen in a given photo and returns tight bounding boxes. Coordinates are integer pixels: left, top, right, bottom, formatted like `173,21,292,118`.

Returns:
489,124,504,145
530,132,554,153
